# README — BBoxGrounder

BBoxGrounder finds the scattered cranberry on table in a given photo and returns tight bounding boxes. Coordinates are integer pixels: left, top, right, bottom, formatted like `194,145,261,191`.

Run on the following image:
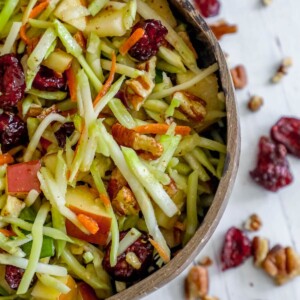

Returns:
271,117,300,158
195,0,221,18
128,19,168,62
221,227,252,271
250,136,293,192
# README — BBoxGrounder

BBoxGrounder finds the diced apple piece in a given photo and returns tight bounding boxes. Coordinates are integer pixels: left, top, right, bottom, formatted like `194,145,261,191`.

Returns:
85,0,136,37
42,153,58,176
42,49,73,74
65,186,111,245
1,195,25,218
6,161,41,197
77,282,98,300
145,0,177,28
31,275,77,300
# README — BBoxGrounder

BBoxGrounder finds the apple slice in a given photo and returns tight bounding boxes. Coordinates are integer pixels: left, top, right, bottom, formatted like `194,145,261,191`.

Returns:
6,161,41,198
65,186,111,245
77,282,98,300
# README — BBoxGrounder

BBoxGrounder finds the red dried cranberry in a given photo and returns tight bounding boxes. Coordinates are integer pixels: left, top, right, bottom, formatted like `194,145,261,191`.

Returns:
33,66,66,91
128,19,168,62
5,265,25,289
195,0,221,18
102,231,154,282
250,136,293,192
0,54,25,109
221,227,252,271
271,117,300,158
0,112,28,152
54,122,75,148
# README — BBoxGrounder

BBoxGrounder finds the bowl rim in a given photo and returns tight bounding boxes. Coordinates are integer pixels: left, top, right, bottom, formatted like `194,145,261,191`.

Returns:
108,2,240,299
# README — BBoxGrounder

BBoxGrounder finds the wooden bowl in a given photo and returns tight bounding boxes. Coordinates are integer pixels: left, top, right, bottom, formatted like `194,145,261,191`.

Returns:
109,1,240,299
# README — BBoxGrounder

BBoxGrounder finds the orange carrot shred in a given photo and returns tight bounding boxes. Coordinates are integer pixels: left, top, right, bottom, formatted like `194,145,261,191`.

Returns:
73,31,86,50
77,214,99,235
66,67,77,102
0,228,16,237
99,193,111,209
133,124,191,136
93,52,117,108
119,28,145,56
0,153,14,165
20,25,30,45
149,238,170,263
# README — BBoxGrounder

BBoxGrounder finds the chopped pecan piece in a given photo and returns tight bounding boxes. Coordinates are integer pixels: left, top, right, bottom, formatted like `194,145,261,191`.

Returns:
185,265,209,300
244,214,262,232
230,65,248,89
252,236,269,267
107,168,128,200
111,123,163,157
199,256,213,267
262,245,300,285
112,186,140,216
174,91,207,122
209,20,238,40
262,0,272,6
124,57,156,111
272,57,293,83
248,95,264,112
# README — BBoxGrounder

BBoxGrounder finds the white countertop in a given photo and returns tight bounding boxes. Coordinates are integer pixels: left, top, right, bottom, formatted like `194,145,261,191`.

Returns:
145,0,300,299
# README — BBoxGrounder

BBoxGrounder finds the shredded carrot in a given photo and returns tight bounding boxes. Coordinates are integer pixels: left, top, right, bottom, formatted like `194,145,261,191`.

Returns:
66,67,77,102
174,221,186,231
0,153,14,165
93,52,117,108
19,0,49,45
99,193,111,209
0,228,16,237
149,238,170,263
77,214,99,235
74,31,86,50
119,28,145,56
133,124,191,136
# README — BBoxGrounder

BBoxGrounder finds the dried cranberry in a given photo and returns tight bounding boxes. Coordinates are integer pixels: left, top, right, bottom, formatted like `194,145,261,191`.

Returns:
195,0,221,18
5,265,25,289
128,19,168,62
33,66,66,91
0,54,25,109
102,231,154,282
271,117,300,158
221,227,252,271
0,112,28,152
54,122,75,148
250,136,293,192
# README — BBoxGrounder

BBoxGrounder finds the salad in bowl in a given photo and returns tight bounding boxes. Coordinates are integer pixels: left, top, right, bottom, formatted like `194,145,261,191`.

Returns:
0,0,227,298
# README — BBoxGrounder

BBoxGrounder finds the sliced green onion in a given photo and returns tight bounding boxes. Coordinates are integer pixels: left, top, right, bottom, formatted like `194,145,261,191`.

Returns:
183,171,199,245
24,113,65,162
122,147,178,218
0,0,19,32
17,202,50,294
150,63,218,100
108,98,136,129
0,22,22,55
117,228,141,256
0,253,67,276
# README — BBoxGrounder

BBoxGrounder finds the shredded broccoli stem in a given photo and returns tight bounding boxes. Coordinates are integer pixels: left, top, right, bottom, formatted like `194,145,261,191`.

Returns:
183,171,199,245
27,89,67,100
184,153,210,182
37,274,70,294
192,148,216,176
0,22,22,55
101,59,144,78
22,0,38,24
17,202,50,294
0,0,19,32
117,228,141,256
51,207,66,258
0,234,25,257
6,235,32,248
88,0,109,16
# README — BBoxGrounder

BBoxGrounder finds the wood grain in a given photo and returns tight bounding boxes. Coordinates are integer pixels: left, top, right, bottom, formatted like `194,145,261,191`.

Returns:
108,1,239,299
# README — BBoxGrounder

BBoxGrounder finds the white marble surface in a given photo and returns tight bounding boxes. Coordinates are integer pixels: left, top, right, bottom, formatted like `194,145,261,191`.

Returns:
145,0,300,299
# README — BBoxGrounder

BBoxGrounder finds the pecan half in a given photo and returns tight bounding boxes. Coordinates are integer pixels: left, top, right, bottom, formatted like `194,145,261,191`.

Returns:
230,65,248,89
174,91,207,122
209,20,238,40
107,168,128,200
111,123,163,157
252,236,269,267
262,245,300,285
185,266,209,300
248,96,264,112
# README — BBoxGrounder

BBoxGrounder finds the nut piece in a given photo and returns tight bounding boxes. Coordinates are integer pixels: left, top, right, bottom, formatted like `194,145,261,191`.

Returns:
230,65,248,89
244,214,263,231
210,20,238,40
185,266,209,300
203,296,219,300
248,96,264,112
262,245,300,285
252,236,269,267
199,256,213,267
272,57,293,83
111,123,163,157
262,0,272,6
